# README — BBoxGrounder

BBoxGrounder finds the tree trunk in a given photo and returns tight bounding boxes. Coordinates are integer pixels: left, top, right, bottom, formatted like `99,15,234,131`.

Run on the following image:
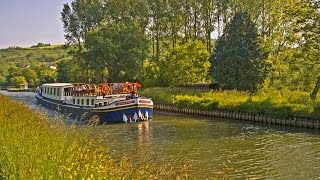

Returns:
171,19,175,49
194,9,197,38
310,77,320,100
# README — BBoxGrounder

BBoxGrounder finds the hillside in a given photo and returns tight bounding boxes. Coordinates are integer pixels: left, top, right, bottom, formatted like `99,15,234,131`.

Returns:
0,44,68,66
0,44,70,86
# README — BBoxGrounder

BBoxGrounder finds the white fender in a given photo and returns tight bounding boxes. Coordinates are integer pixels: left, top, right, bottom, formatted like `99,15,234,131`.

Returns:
123,114,128,123
133,112,139,122
145,111,149,120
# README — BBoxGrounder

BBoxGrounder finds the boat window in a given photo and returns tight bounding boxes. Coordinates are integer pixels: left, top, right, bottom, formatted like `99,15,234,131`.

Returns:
91,99,94,105
50,88,52,95
73,99,75,104
87,99,89,106
81,99,84,105
77,99,80,104
57,88,60,96
53,88,56,96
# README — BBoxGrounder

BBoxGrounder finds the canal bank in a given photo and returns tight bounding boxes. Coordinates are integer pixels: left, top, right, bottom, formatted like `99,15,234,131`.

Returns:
139,87,320,130
154,103,320,129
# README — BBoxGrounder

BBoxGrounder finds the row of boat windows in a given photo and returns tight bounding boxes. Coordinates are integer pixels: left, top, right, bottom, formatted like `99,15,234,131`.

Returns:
73,98,95,106
44,87,60,96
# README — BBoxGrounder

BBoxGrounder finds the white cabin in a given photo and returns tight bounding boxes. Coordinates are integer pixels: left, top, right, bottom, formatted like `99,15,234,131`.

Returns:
40,82,138,107
41,83,102,107
41,83,73,101
19,83,28,90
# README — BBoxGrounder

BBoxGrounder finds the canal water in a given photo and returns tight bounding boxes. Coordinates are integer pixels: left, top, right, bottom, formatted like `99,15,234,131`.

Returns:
2,91,320,179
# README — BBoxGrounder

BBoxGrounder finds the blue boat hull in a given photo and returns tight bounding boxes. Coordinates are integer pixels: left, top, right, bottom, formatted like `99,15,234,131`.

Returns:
35,94,153,124
93,106,153,123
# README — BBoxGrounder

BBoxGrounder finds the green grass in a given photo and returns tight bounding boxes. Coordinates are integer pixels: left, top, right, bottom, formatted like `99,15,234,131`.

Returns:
0,95,188,179
139,88,320,119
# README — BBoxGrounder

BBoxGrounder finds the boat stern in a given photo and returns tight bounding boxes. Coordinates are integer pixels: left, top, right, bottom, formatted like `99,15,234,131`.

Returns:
91,97,153,123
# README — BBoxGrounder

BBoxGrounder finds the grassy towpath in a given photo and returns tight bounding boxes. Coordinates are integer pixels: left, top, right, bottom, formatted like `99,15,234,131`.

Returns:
139,88,320,119
0,94,188,179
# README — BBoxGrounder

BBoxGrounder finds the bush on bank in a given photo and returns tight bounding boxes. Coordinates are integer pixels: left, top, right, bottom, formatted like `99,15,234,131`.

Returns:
0,95,188,179
139,88,320,119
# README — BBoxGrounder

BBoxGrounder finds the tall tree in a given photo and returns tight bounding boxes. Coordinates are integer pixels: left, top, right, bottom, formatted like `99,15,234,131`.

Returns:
200,0,216,52
291,0,320,99
164,40,210,86
61,0,106,51
83,23,149,82
61,0,107,82
210,12,265,91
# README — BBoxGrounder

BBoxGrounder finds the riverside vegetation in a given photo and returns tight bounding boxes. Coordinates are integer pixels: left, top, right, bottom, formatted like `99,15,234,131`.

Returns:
1,0,319,100
139,88,320,119
0,95,188,179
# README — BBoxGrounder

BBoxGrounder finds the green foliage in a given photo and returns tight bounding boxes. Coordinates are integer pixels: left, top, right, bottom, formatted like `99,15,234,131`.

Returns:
5,67,21,84
0,45,68,86
210,12,266,92
83,23,149,82
140,59,160,87
9,76,27,87
61,0,106,51
59,0,318,96
0,75,5,84
31,43,51,48
162,40,210,86
290,0,320,99
0,95,188,179
174,95,219,111
57,58,86,83
140,87,320,118
311,102,320,119
22,68,38,86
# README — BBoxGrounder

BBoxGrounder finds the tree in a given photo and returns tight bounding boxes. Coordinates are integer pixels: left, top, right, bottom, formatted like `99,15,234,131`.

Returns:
291,0,320,99
0,75,6,85
6,67,22,83
163,40,210,86
22,68,38,87
33,65,56,84
10,76,27,87
83,23,149,82
61,0,107,84
61,0,106,51
210,12,266,91
56,59,87,83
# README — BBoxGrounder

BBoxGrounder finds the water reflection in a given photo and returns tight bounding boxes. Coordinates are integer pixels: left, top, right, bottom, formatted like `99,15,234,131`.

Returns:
137,121,152,144
2,91,320,179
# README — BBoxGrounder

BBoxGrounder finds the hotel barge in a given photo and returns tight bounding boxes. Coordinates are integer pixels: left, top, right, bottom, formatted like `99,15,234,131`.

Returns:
35,82,153,123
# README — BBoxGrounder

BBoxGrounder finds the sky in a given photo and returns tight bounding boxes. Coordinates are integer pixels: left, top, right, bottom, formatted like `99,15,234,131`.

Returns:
0,0,73,49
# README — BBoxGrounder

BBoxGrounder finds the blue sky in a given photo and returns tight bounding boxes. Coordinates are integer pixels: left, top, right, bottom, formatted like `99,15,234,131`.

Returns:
0,0,73,49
